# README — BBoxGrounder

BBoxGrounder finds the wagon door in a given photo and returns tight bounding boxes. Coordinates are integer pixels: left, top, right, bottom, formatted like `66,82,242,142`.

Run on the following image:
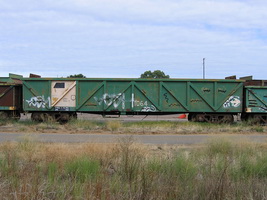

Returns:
51,81,76,111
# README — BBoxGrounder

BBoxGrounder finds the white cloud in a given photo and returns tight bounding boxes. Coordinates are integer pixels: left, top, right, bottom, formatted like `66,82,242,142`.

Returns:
56,0,267,30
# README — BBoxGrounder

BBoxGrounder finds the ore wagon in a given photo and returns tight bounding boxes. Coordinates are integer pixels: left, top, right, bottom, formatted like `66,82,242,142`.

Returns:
0,74,23,120
242,86,267,123
22,78,244,123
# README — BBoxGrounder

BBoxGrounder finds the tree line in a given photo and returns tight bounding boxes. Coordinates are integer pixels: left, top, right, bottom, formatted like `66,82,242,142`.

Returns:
68,70,170,79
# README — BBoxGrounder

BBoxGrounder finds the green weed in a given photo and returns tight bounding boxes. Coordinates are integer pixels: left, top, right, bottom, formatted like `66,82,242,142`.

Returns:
64,157,100,182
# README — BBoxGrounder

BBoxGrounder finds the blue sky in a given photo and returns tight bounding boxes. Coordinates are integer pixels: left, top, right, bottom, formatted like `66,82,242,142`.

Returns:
1,0,267,79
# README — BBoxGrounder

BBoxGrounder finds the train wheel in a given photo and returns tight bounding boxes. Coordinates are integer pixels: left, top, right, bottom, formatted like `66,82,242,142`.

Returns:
247,114,267,125
71,112,77,120
31,113,37,122
189,113,234,124
31,113,50,122
56,113,71,124
261,116,267,124
244,115,259,125
188,114,199,122
220,115,234,124
196,114,206,122
188,113,193,122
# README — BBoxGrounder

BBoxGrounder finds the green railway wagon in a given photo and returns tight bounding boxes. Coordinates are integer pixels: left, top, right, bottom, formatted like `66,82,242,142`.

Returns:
242,86,267,123
22,78,244,123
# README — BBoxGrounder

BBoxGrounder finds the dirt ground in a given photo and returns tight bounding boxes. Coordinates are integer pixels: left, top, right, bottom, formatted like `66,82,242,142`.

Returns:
1,112,265,136
19,113,188,122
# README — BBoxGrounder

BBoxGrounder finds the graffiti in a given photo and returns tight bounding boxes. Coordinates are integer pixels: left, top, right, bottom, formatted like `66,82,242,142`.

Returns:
164,93,169,103
260,106,267,112
141,105,156,112
190,99,202,103
134,100,148,107
132,93,134,108
26,96,50,108
163,92,183,107
55,107,70,111
94,93,156,112
218,88,227,93
169,103,180,107
202,88,211,93
94,93,125,109
223,96,241,108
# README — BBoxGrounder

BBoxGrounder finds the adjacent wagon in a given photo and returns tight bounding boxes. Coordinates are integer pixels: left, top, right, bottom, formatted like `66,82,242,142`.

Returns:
242,86,267,123
0,74,23,119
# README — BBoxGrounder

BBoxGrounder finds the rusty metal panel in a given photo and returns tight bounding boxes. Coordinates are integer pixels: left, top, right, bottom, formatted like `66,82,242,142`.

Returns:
0,85,22,110
244,80,267,86
225,75,236,79
0,74,23,84
29,73,41,78
240,76,253,80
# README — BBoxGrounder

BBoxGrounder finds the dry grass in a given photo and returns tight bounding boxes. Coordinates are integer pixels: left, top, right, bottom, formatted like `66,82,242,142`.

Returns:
0,137,266,199
0,119,267,134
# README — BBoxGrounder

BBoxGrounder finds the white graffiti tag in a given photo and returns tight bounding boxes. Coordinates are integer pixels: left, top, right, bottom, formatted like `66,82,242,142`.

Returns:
94,93,125,109
223,96,241,108
26,96,51,108
141,105,157,112
260,106,267,112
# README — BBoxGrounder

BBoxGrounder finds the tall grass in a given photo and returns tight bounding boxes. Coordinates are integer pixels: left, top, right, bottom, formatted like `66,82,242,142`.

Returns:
0,138,266,199
64,157,100,182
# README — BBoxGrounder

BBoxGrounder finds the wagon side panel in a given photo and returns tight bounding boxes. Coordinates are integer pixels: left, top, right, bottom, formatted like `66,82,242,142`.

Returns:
162,80,243,113
23,80,51,111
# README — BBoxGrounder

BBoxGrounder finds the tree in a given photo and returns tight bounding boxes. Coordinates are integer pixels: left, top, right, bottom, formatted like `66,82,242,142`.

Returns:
140,70,170,79
67,74,86,78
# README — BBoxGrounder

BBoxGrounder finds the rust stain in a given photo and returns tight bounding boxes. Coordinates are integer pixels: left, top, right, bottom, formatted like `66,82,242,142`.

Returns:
52,97,58,103
86,103,97,106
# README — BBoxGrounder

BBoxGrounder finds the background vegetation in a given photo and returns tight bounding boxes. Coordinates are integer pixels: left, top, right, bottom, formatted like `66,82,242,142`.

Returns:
67,74,86,78
140,70,170,78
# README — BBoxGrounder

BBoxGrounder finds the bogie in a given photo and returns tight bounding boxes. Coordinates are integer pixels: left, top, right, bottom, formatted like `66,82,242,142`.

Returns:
241,114,267,125
0,111,20,121
188,113,234,124
31,112,76,124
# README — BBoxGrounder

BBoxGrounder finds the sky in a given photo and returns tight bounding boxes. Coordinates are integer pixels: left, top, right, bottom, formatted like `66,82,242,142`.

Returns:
0,0,267,79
